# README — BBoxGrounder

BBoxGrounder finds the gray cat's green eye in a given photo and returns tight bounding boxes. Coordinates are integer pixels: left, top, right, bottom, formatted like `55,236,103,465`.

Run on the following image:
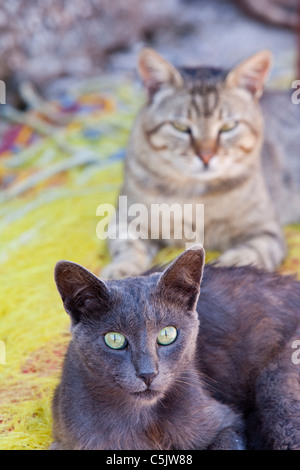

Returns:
104,332,127,350
220,121,237,133
157,326,177,346
172,122,190,133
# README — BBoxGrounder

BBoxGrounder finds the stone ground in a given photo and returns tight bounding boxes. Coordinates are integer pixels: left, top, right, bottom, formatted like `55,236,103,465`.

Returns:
38,0,296,99
108,0,296,90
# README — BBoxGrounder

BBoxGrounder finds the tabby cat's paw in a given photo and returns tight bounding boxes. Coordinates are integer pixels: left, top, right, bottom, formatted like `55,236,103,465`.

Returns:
100,261,143,280
216,247,271,271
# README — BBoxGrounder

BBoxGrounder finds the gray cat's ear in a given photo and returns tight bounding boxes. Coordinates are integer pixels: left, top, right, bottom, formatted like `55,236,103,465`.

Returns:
54,261,111,323
138,48,183,98
157,245,205,312
226,50,273,99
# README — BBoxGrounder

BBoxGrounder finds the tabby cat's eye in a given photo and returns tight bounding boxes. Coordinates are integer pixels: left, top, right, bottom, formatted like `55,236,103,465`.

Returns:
104,332,127,350
157,326,177,346
220,121,237,133
171,122,190,133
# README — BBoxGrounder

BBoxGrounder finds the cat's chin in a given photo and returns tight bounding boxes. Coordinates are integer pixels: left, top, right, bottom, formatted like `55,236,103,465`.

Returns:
131,389,163,402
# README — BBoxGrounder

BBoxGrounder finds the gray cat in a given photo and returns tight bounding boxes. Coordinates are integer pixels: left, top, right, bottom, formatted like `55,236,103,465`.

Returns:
101,48,300,279
51,245,300,450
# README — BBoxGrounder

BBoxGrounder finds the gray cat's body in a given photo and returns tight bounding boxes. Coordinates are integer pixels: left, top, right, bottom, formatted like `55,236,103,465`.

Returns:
51,247,244,450
101,49,300,279
51,246,300,450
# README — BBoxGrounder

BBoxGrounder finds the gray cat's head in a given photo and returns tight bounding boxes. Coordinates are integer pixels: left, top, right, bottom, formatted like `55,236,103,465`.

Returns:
54,245,205,404
136,48,272,184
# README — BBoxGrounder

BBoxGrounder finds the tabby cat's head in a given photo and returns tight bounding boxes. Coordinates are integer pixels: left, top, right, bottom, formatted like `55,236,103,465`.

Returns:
55,246,205,404
137,48,272,182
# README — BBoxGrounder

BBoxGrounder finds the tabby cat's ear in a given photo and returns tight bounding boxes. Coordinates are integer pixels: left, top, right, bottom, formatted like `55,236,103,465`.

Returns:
226,50,273,99
54,261,111,324
157,245,205,312
138,48,183,99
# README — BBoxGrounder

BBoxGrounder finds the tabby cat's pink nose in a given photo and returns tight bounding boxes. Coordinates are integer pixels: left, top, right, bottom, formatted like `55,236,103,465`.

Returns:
198,152,214,165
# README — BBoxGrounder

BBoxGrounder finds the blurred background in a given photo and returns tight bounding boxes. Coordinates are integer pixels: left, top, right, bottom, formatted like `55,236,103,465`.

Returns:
0,0,298,106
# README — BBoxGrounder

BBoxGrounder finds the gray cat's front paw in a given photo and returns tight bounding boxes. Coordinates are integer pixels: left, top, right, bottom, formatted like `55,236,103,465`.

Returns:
208,428,246,450
49,441,63,450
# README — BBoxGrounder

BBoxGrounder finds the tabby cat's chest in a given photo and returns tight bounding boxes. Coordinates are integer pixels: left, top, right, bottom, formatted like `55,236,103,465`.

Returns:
123,177,259,250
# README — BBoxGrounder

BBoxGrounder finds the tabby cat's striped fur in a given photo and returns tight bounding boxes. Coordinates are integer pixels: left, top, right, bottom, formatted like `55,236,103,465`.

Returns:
102,48,300,279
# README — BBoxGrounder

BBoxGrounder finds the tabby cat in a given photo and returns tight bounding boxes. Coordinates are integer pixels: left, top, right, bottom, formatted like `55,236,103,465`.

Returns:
101,48,300,279
51,245,300,450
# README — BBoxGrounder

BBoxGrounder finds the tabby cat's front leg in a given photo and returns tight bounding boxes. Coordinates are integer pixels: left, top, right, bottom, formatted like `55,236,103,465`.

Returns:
101,198,161,278
101,237,159,279
216,228,286,272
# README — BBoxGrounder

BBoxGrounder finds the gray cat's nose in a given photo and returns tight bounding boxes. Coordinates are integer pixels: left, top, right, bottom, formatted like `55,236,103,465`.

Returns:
139,372,157,387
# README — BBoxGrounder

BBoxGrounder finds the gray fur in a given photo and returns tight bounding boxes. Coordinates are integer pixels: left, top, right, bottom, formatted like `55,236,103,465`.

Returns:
51,246,300,450
51,247,244,450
